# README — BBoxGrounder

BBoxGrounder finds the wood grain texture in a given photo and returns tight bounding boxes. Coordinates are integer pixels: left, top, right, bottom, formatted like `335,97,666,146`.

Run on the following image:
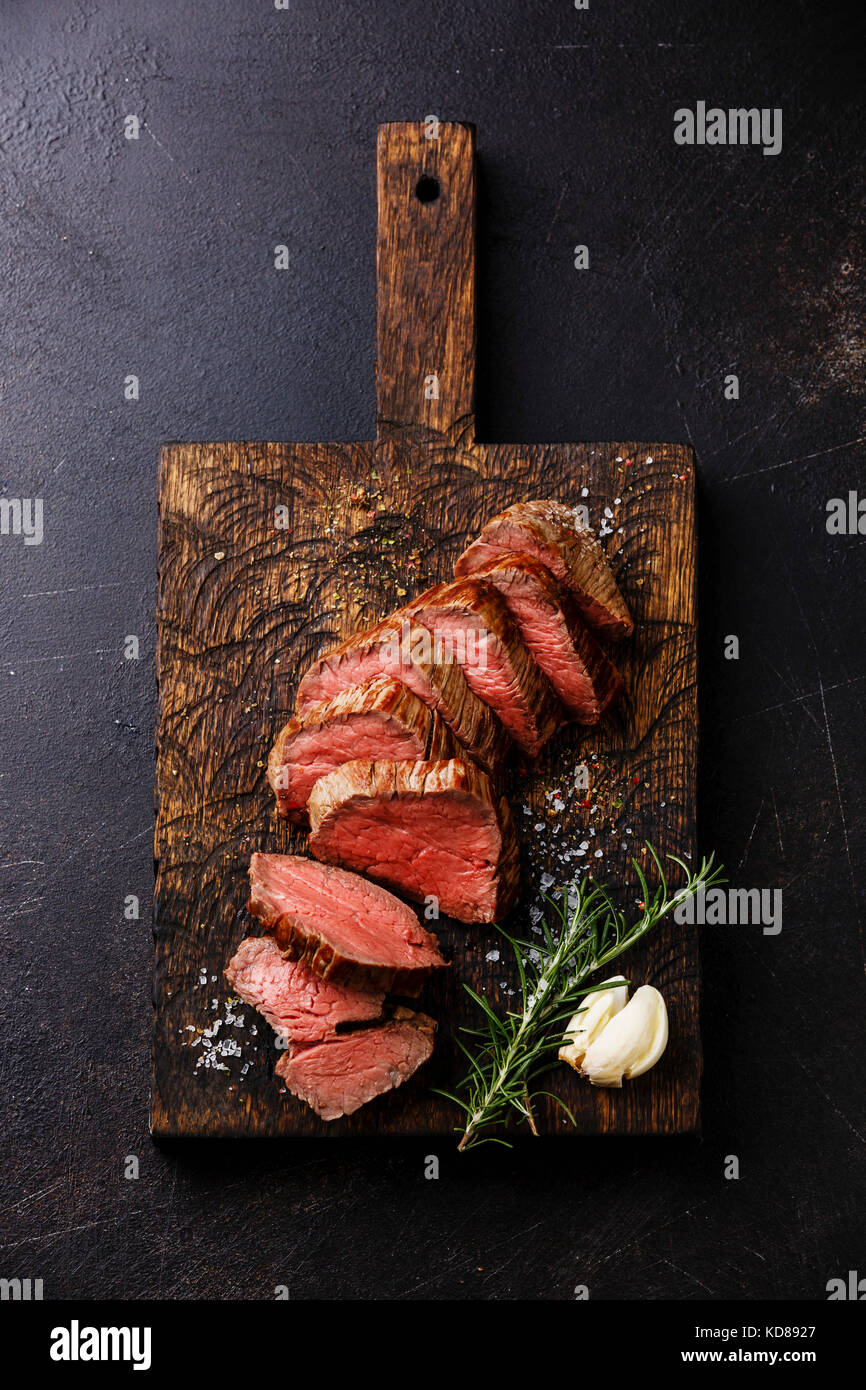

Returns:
376,122,476,437
152,122,697,1139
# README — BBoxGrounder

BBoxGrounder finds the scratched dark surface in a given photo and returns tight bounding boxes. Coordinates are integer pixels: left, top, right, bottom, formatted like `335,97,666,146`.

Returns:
1,0,864,1300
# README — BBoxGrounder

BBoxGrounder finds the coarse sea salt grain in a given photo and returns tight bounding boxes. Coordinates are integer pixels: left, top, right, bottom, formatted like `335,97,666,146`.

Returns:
196,1034,242,1073
184,994,258,1076
485,949,500,962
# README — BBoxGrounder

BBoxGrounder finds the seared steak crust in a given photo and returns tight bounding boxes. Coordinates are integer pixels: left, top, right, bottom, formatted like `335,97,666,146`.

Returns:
268,675,457,821
295,616,509,776
307,757,521,925
467,552,624,723
400,576,561,756
455,498,634,641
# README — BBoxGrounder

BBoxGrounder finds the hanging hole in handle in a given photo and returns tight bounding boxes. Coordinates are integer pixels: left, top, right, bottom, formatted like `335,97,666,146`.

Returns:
414,175,440,204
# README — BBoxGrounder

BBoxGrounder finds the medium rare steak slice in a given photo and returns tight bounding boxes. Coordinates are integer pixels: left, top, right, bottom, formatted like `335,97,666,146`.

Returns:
268,675,458,822
275,1007,435,1121
227,938,435,1123
225,935,384,1045
399,577,560,756
295,616,509,777
307,758,520,925
455,499,634,641
467,553,624,723
247,853,447,995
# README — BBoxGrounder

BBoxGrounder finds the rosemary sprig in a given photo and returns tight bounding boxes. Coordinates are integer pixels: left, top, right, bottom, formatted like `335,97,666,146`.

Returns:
436,845,725,1152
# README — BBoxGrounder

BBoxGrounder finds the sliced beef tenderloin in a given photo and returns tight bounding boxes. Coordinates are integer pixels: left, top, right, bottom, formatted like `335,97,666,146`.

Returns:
295,616,509,777
466,552,624,723
275,1007,435,1121
268,675,457,822
247,852,447,995
225,935,384,1046
307,757,520,925
455,498,634,641
399,577,560,757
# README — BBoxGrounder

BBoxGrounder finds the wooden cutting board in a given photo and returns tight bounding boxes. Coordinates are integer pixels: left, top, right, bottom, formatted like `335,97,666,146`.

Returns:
152,122,697,1139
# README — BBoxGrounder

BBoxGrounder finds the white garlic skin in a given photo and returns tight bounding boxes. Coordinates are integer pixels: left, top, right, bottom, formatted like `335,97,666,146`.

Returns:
578,985,669,1088
559,976,628,1069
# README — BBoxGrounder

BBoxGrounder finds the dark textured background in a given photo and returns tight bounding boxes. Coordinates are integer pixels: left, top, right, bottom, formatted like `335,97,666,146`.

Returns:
1,0,863,1300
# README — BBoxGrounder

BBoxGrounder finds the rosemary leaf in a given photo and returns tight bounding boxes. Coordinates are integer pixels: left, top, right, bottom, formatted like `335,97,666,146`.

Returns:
434,845,725,1152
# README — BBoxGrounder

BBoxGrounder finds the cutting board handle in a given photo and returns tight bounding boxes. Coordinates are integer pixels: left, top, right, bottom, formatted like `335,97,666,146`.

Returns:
376,121,476,442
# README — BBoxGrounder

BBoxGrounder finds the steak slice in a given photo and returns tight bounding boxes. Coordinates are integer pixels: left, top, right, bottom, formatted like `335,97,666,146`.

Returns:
295,616,509,777
225,935,384,1045
307,758,520,925
399,577,561,756
247,852,447,995
268,675,458,822
275,1007,435,1121
455,498,634,641
467,552,625,723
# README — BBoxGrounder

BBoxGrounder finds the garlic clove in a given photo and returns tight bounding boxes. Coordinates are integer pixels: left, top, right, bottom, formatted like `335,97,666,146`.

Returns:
622,986,669,1078
559,976,628,1069
578,985,668,1088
